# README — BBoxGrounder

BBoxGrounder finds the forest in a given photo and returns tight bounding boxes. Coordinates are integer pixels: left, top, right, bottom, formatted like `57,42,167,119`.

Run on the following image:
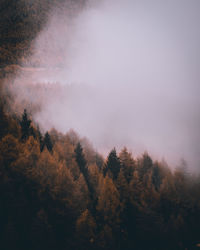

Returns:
0,104,200,250
1,0,200,249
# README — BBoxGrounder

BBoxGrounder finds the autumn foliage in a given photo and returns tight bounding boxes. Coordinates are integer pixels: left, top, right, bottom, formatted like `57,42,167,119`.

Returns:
0,107,200,250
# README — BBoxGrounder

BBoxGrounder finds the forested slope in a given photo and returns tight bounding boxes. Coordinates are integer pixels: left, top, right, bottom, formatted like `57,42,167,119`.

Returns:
1,1,200,249
0,107,200,250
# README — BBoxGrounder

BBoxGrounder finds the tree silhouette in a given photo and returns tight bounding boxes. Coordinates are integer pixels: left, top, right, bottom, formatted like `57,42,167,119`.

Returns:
104,148,121,180
75,143,87,176
75,142,94,201
20,109,31,142
42,132,53,153
138,153,153,182
152,163,162,191
119,147,135,183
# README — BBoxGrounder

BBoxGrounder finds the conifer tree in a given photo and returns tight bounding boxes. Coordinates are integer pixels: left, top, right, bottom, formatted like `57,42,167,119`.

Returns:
0,134,20,168
42,132,53,153
152,163,162,191
75,142,93,196
76,209,97,249
119,147,135,183
36,126,43,152
104,148,121,180
20,109,31,141
138,153,153,181
75,143,87,176
74,142,87,174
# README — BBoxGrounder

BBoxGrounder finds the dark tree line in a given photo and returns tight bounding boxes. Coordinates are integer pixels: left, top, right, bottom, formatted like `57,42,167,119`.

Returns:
0,107,200,250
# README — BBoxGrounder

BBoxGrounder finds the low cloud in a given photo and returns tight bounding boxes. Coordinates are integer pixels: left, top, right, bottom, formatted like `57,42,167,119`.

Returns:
12,0,200,169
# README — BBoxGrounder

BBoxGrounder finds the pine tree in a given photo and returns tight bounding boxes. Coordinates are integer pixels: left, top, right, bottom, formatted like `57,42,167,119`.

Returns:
37,126,43,152
104,148,121,180
42,132,53,153
138,152,153,182
75,143,87,177
152,163,162,191
74,142,93,197
20,109,31,141
119,147,135,183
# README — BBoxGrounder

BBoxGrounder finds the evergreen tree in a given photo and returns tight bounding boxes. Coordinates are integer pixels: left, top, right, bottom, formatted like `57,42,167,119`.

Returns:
138,153,153,181
119,147,135,183
152,163,162,191
75,143,87,176
42,132,53,153
37,126,43,152
104,148,121,180
20,109,31,141
75,143,93,197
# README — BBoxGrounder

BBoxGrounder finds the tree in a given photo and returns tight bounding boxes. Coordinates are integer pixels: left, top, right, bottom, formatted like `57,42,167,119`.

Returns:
76,209,97,250
0,134,20,169
20,109,31,141
74,142,93,196
96,176,122,249
129,170,143,207
116,169,129,203
36,126,43,152
119,147,135,183
42,132,53,153
96,175,122,226
75,143,87,176
138,153,153,182
104,148,121,180
152,163,162,191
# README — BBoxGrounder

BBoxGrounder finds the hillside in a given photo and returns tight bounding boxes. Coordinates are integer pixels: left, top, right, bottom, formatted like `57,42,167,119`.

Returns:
0,1,200,250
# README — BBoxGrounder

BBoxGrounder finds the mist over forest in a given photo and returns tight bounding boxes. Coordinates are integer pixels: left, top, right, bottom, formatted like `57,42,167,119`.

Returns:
1,0,200,250
4,0,200,169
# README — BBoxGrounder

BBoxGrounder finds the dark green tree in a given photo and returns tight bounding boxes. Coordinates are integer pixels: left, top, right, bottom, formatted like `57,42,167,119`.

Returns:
138,152,153,181
152,163,162,191
104,148,121,180
74,143,93,198
75,142,87,177
20,109,31,141
36,126,43,152
42,132,53,153
119,147,135,183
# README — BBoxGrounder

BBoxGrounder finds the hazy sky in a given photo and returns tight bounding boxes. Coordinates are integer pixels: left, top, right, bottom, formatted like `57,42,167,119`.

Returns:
16,0,200,169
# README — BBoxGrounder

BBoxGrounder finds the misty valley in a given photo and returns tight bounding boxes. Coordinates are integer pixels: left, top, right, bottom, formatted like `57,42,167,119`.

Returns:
0,0,200,250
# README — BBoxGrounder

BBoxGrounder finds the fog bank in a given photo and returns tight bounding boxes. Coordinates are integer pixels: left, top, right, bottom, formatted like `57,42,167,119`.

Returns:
15,0,200,169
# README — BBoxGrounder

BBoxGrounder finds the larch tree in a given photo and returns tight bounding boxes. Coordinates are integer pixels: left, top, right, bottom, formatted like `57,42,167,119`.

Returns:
76,209,97,250
0,134,21,169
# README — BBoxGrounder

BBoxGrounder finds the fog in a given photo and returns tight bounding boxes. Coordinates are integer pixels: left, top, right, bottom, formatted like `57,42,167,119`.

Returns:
15,0,200,168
